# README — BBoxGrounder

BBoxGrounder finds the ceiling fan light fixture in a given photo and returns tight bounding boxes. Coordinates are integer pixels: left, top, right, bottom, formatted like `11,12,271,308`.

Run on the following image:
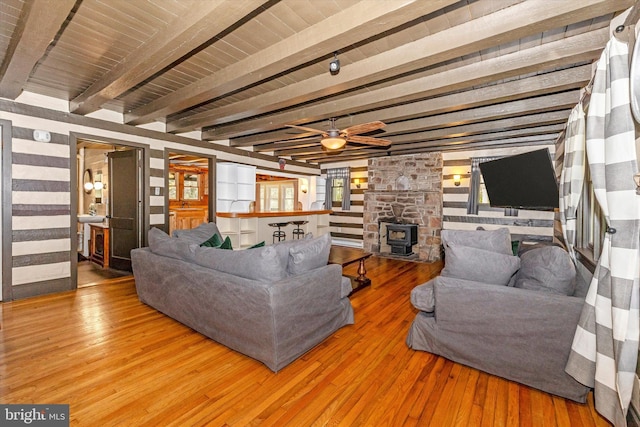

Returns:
321,136,346,150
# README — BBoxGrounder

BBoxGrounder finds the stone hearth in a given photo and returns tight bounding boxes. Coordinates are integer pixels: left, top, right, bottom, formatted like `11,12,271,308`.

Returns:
363,153,443,262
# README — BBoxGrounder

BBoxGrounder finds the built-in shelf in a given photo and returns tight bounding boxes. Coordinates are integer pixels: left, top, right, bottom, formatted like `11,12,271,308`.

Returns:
216,163,256,213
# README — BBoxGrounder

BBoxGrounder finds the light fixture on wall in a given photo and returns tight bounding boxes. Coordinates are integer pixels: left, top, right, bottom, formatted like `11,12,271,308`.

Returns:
94,181,104,190
453,174,461,186
329,52,340,75
83,181,94,192
300,183,308,193
354,178,361,188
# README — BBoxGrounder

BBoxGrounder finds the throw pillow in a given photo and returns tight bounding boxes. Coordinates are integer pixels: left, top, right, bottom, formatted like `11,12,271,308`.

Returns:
200,233,223,248
219,236,233,250
514,246,576,295
441,228,513,255
148,227,197,260
441,243,520,286
248,241,266,249
287,233,331,275
189,244,287,282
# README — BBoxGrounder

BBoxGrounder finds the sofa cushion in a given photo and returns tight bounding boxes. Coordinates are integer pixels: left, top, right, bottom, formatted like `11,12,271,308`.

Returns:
189,244,287,282
148,227,197,260
172,222,221,244
441,228,513,255
514,246,576,295
287,233,331,275
441,244,520,286
271,233,315,270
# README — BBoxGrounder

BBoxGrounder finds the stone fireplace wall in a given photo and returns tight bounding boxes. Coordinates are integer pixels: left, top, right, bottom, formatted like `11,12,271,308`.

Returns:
363,153,443,262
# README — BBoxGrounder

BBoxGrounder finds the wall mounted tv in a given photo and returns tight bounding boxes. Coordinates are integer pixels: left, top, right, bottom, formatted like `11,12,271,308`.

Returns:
479,148,559,210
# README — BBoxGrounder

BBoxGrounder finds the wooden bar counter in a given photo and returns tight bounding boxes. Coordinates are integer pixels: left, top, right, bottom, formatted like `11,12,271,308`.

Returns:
216,210,331,248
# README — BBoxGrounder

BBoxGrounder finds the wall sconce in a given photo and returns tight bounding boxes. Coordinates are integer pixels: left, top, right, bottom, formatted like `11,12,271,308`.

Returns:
453,174,461,186
300,183,308,193
354,178,361,188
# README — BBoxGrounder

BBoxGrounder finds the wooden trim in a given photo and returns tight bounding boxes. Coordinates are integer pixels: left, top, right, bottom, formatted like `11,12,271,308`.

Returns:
443,215,554,227
330,232,364,240
1,119,12,301
329,222,363,229
216,210,331,218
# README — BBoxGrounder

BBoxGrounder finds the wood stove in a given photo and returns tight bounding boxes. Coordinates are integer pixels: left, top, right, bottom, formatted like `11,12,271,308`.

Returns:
386,223,418,256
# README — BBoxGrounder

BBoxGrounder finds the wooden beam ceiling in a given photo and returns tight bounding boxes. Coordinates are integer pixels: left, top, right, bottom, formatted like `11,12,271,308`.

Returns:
0,0,76,99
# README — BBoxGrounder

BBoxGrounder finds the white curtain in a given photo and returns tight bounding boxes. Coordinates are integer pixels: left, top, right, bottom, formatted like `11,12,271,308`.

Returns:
559,103,586,262
565,37,640,427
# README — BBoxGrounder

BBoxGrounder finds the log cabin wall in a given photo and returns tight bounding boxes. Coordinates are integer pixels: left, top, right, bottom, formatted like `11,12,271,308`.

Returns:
0,99,319,300
441,145,557,244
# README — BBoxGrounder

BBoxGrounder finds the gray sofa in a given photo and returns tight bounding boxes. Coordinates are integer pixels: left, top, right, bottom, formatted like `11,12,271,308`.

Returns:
406,228,590,402
131,223,354,372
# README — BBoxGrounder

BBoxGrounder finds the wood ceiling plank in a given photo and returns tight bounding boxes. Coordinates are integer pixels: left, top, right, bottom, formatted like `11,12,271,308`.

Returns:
0,0,76,99
208,28,601,140
174,0,629,134
69,0,266,115
125,0,459,125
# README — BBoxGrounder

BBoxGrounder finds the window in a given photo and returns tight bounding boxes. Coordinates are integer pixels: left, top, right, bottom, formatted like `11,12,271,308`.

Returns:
168,172,177,200
183,173,199,200
576,166,606,261
258,180,297,211
331,178,344,203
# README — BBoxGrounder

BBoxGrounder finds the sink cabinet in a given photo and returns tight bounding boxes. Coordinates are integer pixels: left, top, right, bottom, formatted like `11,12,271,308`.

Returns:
89,225,109,268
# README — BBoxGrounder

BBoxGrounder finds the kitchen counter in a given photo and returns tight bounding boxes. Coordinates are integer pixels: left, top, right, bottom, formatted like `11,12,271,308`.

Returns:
216,210,331,248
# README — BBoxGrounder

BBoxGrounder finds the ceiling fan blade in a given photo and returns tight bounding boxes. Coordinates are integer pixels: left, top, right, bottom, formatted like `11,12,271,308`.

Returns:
343,121,386,135
285,124,325,135
347,135,392,146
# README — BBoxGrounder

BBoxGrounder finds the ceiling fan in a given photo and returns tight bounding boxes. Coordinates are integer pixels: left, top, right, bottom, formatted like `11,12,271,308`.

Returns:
286,118,391,150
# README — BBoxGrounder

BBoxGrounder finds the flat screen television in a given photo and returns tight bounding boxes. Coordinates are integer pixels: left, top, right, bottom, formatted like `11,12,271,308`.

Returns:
479,148,559,210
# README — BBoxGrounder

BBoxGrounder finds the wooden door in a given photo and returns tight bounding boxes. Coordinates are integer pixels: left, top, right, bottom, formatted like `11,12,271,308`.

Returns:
108,149,141,271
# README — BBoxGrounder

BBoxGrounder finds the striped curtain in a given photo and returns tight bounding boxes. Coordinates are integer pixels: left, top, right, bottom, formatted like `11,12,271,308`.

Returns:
565,37,640,427
559,103,586,262
466,156,498,214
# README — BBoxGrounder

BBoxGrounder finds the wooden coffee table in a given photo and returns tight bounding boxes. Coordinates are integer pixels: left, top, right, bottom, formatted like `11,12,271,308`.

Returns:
328,246,372,293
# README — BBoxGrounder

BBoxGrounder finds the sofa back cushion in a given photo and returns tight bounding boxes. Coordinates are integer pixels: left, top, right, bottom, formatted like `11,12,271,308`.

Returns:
441,228,512,255
172,222,222,245
148,227,197,260
287,233,331,275
441,244,520,286
514,246,576,295
189,244,287,282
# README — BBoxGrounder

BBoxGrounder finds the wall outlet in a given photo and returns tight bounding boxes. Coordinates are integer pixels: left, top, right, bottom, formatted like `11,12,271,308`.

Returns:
154,187,160,196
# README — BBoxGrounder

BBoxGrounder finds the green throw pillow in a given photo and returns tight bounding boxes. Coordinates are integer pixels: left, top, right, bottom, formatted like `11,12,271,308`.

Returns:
219,236,233,250
248,241,266,249
200,233,223,248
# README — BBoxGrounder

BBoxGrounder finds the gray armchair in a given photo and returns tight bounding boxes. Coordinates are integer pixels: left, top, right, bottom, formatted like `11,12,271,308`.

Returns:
406,229,591,402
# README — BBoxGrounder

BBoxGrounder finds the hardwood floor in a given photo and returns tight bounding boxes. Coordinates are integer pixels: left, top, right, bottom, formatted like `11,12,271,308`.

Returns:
0,256,610,426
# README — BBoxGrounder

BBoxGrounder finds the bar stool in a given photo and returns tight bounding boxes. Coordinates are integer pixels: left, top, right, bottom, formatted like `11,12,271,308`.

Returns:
290,220,308,239
268,222,288,243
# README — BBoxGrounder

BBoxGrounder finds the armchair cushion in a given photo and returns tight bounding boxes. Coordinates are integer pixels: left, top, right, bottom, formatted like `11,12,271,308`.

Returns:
515,245,576,295
441,244,520,286
441,227,512,255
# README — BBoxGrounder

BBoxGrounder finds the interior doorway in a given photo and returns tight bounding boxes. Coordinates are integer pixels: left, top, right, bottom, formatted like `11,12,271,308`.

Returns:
165,150,215,236
76,138,144,287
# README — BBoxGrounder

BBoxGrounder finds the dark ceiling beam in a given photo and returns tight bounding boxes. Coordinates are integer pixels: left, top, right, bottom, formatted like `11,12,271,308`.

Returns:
0,0,76,99
237,90,578,149
125,0,457,126
185,0,624,136
207,28,605,140
69,0,266,115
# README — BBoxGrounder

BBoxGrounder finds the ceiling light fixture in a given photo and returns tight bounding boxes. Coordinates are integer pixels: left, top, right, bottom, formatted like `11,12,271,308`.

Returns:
329,52,340,75
321,127,346,150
